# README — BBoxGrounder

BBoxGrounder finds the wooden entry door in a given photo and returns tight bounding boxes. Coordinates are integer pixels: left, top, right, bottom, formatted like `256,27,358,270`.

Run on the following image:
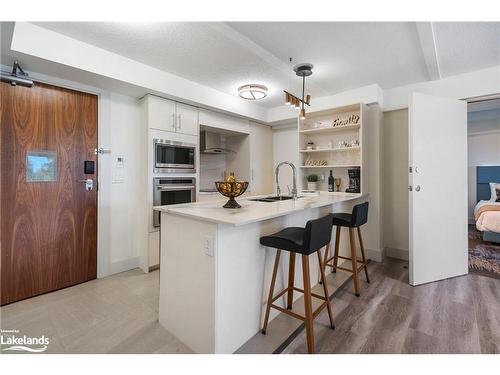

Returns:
1,81,98,305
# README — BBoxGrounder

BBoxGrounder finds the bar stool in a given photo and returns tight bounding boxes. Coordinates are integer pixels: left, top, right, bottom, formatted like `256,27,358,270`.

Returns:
323,202,370,297
260,214,335,354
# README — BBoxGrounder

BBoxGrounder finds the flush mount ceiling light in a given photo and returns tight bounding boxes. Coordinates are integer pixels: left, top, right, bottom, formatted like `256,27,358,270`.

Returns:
238,84,268,100
284,59,312,120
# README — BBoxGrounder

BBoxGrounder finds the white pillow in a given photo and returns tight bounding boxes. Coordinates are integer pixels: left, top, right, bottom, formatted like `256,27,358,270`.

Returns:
490,182,500,201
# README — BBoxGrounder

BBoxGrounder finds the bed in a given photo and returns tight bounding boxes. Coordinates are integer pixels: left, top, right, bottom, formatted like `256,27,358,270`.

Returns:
475,166,500,243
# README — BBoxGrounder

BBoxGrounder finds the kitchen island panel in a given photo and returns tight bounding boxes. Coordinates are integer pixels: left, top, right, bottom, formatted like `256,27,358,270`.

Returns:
159,214,217,353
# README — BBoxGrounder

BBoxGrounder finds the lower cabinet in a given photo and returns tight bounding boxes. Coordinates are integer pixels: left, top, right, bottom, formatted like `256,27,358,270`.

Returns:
148,230,160,269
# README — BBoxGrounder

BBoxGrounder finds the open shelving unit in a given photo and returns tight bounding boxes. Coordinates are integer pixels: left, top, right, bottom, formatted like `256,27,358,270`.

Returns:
299,146,360,153
299,164,361,169
297,103,368,193
299,123,360,134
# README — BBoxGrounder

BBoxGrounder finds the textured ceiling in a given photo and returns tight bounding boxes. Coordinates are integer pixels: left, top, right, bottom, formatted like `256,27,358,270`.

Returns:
433,22,500,78
228,22,430,92
32,22,314,108
28,22,500,108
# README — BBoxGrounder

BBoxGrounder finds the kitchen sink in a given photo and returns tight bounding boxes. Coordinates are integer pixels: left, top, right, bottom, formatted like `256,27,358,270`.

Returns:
249,195,302,203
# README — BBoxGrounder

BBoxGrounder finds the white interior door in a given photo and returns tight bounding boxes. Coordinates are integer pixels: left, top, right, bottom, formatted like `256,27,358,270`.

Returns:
409,92,468,286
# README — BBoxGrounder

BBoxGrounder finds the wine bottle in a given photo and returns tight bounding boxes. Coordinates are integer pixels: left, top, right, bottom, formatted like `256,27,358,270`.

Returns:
328,170,334,192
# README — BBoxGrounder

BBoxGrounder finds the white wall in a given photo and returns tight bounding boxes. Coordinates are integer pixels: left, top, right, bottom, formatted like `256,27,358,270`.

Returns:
382,109,409,258
272,123,299,194
101,93,143,272
364,104,384,259
382,66,500,112
467,112,500,222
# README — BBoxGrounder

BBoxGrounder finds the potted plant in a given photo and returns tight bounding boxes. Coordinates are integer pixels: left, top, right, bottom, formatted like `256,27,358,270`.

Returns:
306,174,319,191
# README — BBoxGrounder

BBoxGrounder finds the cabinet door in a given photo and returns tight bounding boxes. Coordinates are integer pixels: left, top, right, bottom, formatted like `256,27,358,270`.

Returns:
199,110,249,134
176,103,199,136
249,123,273,195
148,95,176,132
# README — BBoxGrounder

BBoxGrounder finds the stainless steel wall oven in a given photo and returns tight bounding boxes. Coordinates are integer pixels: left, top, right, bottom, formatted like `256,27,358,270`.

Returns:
153,177,196,227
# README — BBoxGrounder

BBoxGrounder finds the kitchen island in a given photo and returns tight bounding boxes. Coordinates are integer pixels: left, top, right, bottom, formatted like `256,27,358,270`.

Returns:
154,192,365,353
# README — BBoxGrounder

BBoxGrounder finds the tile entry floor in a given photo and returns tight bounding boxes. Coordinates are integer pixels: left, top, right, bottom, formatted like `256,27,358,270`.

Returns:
0,269,192,354
1,258,499,354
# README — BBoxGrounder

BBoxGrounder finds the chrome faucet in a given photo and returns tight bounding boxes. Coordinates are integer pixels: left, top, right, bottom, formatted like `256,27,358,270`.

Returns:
275,161,298,200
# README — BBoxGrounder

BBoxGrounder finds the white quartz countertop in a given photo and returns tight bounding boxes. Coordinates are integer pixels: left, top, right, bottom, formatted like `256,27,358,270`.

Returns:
154,192,365,226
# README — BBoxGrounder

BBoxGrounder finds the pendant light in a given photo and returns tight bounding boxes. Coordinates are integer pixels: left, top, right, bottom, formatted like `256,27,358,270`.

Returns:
284,60,313,119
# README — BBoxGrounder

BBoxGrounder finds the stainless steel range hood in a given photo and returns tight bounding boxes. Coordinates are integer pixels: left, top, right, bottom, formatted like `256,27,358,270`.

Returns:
200,130,236,154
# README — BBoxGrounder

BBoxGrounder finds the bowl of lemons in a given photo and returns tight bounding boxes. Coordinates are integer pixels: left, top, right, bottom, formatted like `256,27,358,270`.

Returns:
215,174,249,209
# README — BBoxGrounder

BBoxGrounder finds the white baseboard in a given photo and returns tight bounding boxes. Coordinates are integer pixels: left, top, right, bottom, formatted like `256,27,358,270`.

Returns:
105,256,141,277
365,248,384,262
385,247,409,261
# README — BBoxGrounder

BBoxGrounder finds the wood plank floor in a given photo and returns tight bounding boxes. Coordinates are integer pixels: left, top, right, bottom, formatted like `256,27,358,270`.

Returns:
282,258,500,354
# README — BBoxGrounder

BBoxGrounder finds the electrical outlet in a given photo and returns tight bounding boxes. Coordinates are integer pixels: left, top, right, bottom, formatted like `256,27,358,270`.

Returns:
203,236,214,257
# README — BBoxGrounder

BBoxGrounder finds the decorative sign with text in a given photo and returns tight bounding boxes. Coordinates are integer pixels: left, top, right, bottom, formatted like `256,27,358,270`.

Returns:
332,114,360,127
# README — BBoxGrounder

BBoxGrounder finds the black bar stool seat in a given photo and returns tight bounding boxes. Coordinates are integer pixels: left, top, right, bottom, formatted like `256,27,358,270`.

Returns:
323,202,370,297
260,214,335,354
331,213,355,227
260,227,307,254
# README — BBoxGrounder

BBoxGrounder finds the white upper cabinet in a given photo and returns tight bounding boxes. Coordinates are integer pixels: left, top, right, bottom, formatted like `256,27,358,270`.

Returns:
175,103,199,136
199,110,250,134
147,95,176,132
144,95,198,136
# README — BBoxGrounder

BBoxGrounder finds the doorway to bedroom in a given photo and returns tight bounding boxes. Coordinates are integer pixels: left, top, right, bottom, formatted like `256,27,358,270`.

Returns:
467,96,500,278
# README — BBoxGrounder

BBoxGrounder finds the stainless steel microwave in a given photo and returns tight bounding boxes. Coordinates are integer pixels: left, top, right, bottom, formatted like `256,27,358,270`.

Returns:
153,138,196,174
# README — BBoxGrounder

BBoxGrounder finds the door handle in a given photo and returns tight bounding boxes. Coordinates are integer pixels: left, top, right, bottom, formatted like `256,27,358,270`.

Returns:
78,179,94,191
177,114,181,130
156,186,195,191
415,185,421,192
95,148,111,155
172,113,176,130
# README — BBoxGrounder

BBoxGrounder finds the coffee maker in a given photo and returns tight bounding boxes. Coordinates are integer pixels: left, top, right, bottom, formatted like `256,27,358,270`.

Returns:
345,167,360,193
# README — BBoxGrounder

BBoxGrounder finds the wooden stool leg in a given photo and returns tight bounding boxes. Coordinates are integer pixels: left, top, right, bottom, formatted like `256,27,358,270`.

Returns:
357,227,370,283
287,252,296,309
262,249,281,334
317,250,335,330
301,254,314,354
332,226,341,273
349,228,361,297
318,243,329,284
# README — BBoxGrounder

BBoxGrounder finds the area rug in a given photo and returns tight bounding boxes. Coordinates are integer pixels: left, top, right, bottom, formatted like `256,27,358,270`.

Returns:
468,225,500,279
